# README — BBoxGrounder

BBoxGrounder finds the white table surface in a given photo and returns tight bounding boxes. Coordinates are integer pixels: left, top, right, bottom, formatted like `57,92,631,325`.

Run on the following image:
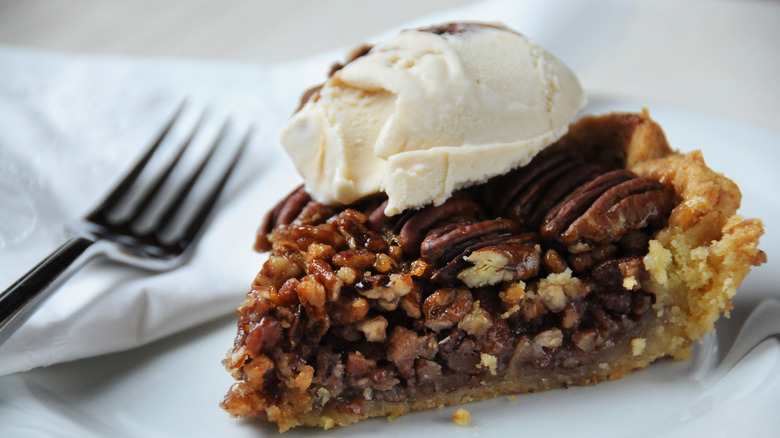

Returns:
1,0,778,133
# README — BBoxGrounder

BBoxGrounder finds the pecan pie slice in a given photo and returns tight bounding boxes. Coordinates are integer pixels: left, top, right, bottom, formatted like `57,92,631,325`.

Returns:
221,111,765,431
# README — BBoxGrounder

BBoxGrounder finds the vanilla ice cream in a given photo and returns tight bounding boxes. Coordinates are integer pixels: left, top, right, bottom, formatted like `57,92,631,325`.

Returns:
280,22,586,215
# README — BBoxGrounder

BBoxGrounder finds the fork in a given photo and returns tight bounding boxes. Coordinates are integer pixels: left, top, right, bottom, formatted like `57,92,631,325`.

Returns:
0,103,250,345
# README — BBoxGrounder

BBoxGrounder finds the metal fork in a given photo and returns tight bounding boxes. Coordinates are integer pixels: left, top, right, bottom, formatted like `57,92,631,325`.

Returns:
0,103,250,345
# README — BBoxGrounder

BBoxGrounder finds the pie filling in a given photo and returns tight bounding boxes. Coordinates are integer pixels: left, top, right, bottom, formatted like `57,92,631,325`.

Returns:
220,112,765,431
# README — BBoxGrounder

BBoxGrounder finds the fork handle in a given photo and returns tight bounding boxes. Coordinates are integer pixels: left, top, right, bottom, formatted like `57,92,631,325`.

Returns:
0,236,97,345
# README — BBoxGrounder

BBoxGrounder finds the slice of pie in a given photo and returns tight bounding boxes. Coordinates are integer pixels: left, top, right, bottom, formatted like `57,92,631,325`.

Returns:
220,111,765,431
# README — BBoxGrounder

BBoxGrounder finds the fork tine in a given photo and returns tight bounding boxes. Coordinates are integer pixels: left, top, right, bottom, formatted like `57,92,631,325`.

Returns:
86,101,186,223
151,118,232,237
175,126,251,250
124,110,207,225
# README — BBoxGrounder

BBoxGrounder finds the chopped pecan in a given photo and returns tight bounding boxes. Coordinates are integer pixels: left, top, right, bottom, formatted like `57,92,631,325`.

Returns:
294,201,336,228
242,354,276,392
520,292,547,321
561,300,586,329
332,249,376,270
422,287,473,331
509,328,563,369
314,351,346,399
481,317,515,365
245,317,283,355
329,295,369,325
345,352,376,380
355,274,412,300
237,286,276,320
373,253,397,273
306,243,336,262
276,278,301,308
400,284,423,319
367,366,401,392
543,249,568,274
296,275,327,320
270,240,307,270
591,256,648,290
458,302,493,336
572,328,602,352
336,266,361,286
255,255,303,290
280,223,347,252
536,276,568,313
631,292,654,315
336,209,389,253
356,316,389,342
596,289,632,314
414,359,446,392
568,243,617,272
535,327,563,350
308,258,343,302
386,326,438,379
456,242,541,287
441,337,481,374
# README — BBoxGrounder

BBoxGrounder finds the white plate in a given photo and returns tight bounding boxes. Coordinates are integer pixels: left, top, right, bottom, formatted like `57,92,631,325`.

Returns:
1,100,779,437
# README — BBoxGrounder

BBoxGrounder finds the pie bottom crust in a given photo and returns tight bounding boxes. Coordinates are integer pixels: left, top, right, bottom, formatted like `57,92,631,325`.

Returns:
221,111,765,431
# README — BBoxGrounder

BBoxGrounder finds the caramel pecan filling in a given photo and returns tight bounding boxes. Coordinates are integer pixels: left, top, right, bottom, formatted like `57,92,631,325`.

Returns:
227,137,677,418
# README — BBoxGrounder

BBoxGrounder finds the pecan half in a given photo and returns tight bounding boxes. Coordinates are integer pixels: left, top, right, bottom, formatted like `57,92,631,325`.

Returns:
503,160,578,228
396,193,483,256
430,233,538,285
559,178,675,247
256,184,311,251
485,150,571,218
540,169,637,242
525,162,611,227
420,218,519,263
541,170,675,249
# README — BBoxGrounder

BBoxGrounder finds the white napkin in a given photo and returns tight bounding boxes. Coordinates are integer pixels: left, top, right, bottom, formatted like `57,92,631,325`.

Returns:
0,48,331,376
0,0,629,376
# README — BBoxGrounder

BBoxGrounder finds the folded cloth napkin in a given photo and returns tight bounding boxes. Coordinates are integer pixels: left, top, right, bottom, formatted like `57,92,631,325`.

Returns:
0,0,629,376
0,47,333,376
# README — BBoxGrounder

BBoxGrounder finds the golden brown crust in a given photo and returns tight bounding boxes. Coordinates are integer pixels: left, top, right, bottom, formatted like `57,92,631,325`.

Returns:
635,150,765,344
222,111,765,432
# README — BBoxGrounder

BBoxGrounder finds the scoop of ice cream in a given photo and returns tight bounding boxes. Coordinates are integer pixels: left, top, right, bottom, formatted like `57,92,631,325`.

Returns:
280,22,586,215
